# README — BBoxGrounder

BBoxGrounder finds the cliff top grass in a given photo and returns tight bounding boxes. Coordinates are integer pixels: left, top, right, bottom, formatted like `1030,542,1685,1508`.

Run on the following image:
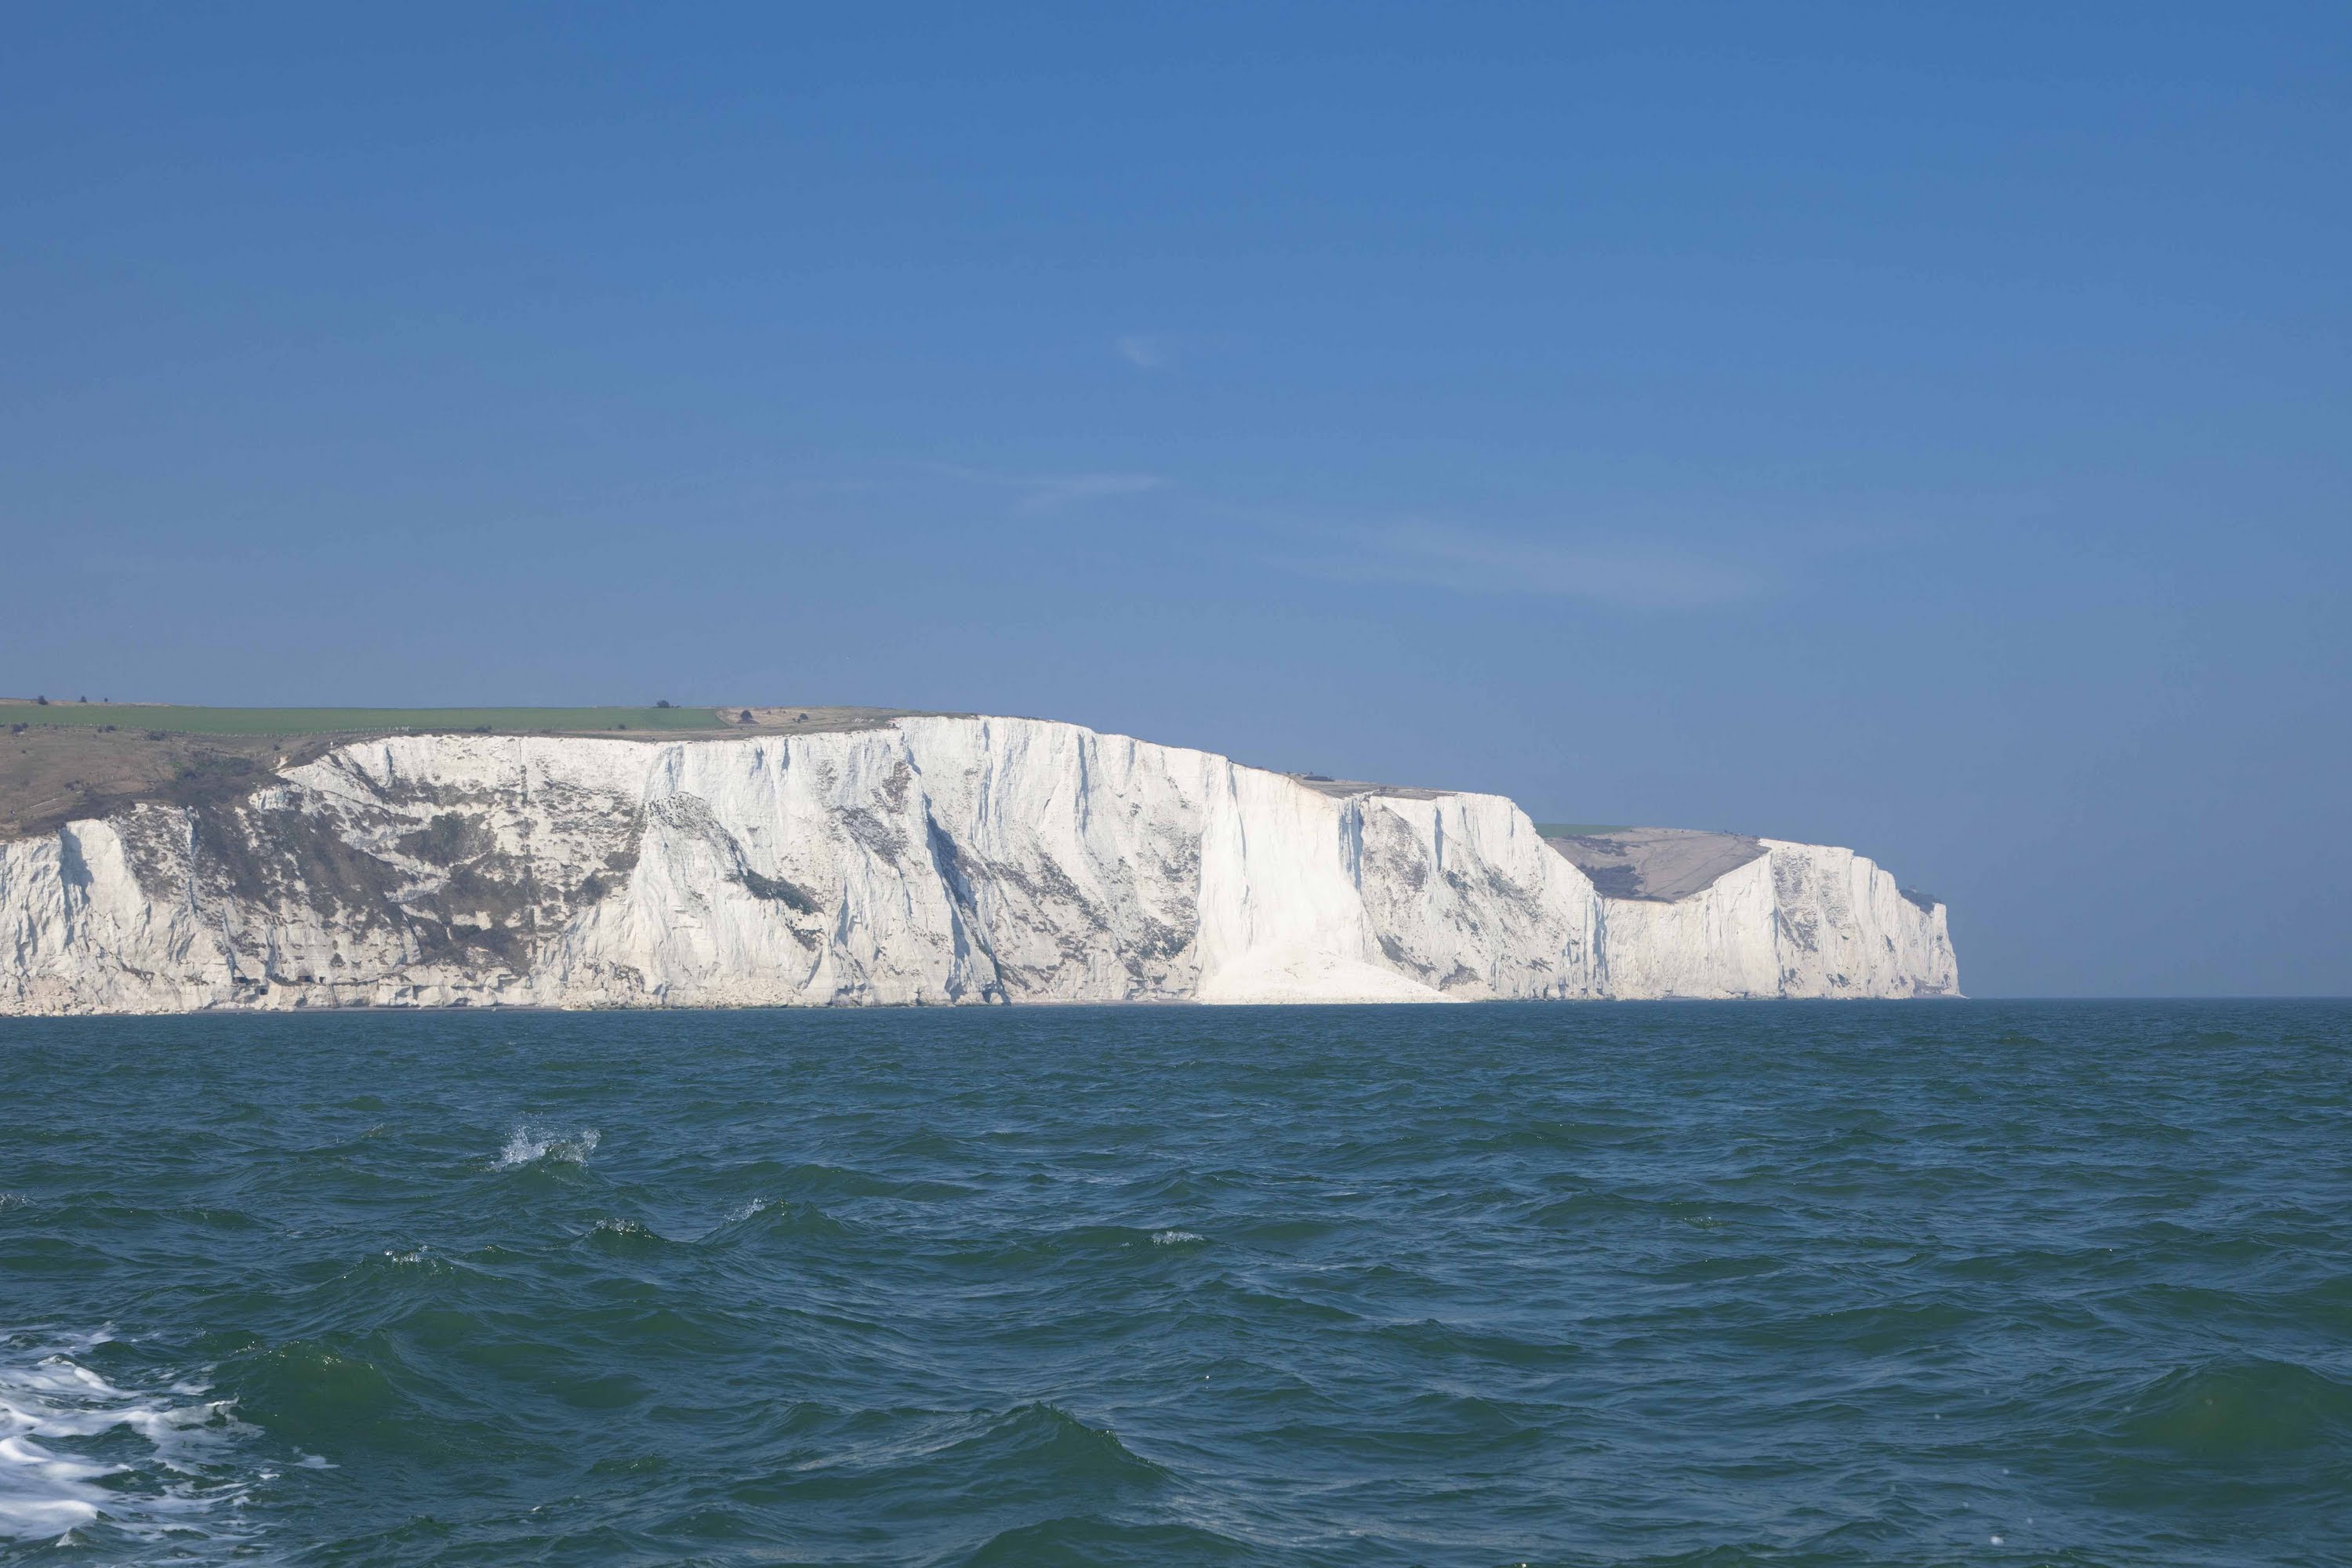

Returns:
4,702,1531,844
0,702,728,735
0,702,933,839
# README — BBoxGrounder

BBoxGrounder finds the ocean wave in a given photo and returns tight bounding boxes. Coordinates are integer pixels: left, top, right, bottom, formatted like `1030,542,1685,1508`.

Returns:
216,1338,407,1454
584,1216,669,1253
956,1515,1263,1566
702,1197,855,1243
0,1331,260,1550
935,1403,1171,1501
8,1000,2348,1563
728,1161,980,1203
950,1225,1222,1269
494,1123,600,1169
2113,1358,2352,1458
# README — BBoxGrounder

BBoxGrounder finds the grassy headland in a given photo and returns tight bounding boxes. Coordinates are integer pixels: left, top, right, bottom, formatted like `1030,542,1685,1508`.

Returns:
0,702,925,838
0,702,728,735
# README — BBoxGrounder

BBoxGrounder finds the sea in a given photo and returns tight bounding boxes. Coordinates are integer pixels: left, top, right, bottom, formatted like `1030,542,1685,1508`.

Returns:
2,1001,2346,1566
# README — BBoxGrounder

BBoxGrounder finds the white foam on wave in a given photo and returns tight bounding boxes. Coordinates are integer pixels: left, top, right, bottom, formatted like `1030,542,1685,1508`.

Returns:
495,1123,601,1168
0,1330,259,1547
1151,1229,1207,1247
679,1196,771,1243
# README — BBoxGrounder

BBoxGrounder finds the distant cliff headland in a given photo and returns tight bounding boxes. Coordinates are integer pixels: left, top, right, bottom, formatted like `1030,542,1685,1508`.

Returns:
0,701,1956,1014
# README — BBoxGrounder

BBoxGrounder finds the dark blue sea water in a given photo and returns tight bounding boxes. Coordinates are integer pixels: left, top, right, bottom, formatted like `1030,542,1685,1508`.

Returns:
2,1002,2348,1566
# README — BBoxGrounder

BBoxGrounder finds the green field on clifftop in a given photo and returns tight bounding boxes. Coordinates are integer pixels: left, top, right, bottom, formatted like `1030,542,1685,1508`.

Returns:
1,704,729,735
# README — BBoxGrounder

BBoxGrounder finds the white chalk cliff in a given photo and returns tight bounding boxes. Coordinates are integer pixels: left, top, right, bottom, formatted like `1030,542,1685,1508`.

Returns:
0,717,1956,1014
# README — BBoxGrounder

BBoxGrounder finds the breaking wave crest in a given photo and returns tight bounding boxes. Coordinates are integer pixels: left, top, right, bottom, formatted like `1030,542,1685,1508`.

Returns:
495,1123,600,1168
0,1331,263,1551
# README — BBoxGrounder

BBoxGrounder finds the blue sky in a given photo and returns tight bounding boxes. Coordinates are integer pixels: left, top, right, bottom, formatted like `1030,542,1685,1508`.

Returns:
4,4,2346,996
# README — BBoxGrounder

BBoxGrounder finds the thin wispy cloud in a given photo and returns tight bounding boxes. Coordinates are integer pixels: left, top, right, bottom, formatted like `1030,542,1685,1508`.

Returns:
1113,333,1171,369
929,463,1167,514
1011,472,1166,513
1290,522,1769,610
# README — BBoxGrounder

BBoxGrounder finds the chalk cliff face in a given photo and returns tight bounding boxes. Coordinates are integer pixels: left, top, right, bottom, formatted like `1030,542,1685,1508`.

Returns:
0,717,1956,1014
